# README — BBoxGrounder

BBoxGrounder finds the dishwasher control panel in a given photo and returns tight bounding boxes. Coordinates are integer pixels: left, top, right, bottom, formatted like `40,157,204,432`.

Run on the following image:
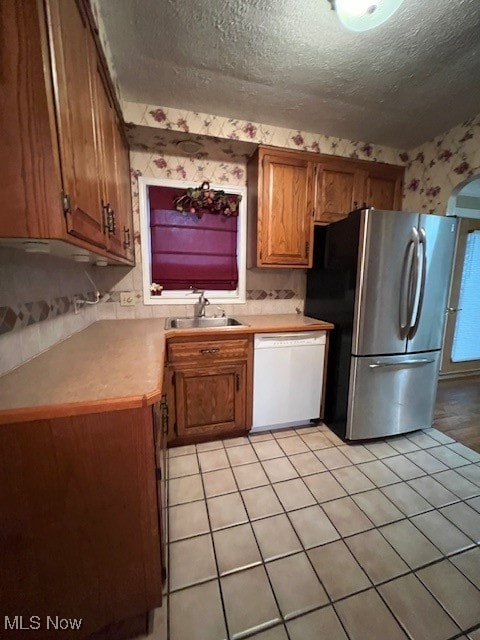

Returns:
254,332,326,349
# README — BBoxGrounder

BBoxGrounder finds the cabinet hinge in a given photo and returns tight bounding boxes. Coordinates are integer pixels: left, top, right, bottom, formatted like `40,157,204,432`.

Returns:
61,191,71,216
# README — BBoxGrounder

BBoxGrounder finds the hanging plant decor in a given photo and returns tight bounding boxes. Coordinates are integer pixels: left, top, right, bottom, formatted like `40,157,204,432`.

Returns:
173,182,241,218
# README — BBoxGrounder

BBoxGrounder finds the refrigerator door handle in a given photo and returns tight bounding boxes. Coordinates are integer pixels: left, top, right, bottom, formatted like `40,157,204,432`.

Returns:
408,227,427,339
369,358,435,369
399,228,418,337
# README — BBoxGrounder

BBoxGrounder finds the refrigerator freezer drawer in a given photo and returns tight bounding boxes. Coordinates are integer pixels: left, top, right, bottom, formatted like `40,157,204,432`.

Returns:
346,352,441,440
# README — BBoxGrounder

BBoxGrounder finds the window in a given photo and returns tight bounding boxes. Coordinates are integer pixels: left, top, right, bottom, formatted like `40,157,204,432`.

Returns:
451,230,480,362
139,177,247,305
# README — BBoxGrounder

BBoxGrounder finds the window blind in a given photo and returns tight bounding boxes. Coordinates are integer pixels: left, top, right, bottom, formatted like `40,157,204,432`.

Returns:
149,186,238,290
451,230,480,362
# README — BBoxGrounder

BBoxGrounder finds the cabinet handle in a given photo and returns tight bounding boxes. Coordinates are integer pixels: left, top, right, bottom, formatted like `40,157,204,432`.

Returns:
103,203,115,235
353,201,358,209
62,191,71,215
236,373,240,392
110,207,116,234
102,202,109,233
305,241,310,257
200,348,220,354
160,393,169,436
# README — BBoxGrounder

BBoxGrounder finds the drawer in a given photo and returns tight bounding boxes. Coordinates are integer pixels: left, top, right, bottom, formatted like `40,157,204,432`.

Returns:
168,338,250,364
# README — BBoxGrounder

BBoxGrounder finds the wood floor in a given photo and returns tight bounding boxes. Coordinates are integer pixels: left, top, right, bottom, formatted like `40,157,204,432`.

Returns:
434,375,480,453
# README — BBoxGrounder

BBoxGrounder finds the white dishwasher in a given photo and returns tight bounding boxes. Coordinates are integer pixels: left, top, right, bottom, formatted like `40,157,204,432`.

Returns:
252,331,326,432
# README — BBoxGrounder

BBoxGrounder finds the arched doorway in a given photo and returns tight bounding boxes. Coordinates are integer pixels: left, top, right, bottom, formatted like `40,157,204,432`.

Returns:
442,175,480,375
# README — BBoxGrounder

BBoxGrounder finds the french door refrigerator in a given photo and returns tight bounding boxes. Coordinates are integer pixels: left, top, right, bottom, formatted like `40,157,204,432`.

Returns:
305,208,458,440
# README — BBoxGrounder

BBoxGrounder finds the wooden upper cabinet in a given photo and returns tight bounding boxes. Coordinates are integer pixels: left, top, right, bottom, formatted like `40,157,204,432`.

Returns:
249,146,404,265
364,162,404,210
92,58,134,261
113,118,135,262
314,160,365,225
0,0,63,239
0,0,134,265
249,148,314,267
314,157,404,225
47,0,105,248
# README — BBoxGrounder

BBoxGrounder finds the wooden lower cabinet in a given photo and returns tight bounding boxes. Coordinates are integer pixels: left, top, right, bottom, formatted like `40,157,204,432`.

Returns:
0,405,164,639
175,363,247,439
167,334,253,445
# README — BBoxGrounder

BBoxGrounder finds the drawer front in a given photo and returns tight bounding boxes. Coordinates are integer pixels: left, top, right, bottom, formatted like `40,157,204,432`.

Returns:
168,338,250,364
347,352,441,440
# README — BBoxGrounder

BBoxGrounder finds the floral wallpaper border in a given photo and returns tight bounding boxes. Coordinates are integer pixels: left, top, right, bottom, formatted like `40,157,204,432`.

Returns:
123,101,405,167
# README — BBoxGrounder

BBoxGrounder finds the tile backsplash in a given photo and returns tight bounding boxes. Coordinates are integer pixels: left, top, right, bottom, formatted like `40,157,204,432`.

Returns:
0,248,99,376
94,265,306,321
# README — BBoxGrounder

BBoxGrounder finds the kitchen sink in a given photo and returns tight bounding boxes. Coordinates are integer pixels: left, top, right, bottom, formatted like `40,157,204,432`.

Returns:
165,316,247,329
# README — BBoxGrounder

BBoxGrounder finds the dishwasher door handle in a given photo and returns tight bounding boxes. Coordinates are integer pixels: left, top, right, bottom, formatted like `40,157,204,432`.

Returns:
257,333,315,341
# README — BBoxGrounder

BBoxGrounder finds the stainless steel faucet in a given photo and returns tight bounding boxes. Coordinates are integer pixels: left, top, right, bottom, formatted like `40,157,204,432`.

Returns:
190,288,210,317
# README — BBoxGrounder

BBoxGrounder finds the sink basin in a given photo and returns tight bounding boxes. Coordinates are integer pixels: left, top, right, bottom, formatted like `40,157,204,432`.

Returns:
165,317,246,329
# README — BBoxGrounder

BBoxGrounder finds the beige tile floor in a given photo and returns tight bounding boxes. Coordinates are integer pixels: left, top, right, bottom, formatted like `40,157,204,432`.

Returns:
155,424,480,640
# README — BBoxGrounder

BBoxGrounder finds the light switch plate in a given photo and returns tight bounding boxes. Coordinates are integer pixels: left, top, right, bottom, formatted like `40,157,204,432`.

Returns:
120,291,135,306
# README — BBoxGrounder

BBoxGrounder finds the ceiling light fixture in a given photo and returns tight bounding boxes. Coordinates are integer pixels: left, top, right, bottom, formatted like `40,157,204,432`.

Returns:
328,0,405,31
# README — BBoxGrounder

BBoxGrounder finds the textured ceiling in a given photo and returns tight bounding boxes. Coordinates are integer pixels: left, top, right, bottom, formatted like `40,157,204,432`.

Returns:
96,0,480,149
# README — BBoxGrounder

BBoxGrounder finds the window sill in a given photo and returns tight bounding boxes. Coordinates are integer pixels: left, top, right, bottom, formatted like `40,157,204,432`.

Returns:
145,293,246,306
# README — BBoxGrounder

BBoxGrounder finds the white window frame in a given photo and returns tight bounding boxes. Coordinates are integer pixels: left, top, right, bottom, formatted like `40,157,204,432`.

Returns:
138,176,247,305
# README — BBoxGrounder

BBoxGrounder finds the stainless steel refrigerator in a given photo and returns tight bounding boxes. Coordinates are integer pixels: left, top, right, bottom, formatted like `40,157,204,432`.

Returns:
305,208,458,440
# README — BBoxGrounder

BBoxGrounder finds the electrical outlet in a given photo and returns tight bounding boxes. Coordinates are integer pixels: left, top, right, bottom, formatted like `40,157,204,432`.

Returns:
120,291,135,307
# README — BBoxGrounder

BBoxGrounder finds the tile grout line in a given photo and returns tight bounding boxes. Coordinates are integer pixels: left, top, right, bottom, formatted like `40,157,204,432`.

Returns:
220,439,293,640
248,430,360,640
194,440,233,640
168,439,233,639
284,431,477,639
165,427,480,639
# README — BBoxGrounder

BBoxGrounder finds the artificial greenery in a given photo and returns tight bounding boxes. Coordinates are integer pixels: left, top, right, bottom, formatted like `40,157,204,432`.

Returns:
173,181,241,217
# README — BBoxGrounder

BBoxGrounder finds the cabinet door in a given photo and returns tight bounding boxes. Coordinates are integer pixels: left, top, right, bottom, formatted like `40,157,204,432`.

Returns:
92,59,124,257
0,0,63,239
364,163,404,210
260,153,314,266
113,118,134,262
174,363,247,440
314,160,365,224
92,61,134,262
46,0,105,248
0,407,162,637
152,401,167,584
